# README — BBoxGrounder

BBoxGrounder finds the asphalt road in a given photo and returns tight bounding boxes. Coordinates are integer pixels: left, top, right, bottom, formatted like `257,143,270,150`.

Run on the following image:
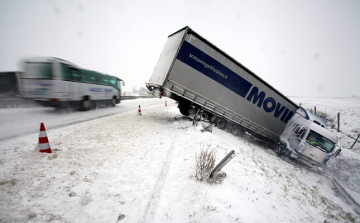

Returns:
0,98,169,142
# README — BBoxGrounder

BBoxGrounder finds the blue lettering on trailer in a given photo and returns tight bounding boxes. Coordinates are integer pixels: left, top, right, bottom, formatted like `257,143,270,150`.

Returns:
246,86,293,123
176,40,293,123
177,41,252,98
246,87,265,107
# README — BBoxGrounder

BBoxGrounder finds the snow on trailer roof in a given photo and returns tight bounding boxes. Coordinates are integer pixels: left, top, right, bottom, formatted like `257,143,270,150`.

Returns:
297,107,327,128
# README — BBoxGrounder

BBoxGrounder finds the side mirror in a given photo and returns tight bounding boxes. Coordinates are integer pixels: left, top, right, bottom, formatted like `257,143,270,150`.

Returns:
334,148,342,157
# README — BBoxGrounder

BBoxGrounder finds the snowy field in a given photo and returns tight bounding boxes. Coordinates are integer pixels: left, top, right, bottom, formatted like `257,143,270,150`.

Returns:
0,97,359,222
290,97,360,202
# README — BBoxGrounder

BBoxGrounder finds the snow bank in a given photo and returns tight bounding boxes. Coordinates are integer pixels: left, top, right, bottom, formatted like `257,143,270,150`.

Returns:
0,98,359,222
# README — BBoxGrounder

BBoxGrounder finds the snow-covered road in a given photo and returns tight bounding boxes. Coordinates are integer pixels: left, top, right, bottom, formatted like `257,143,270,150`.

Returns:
0,98,164,141
0,97,359,222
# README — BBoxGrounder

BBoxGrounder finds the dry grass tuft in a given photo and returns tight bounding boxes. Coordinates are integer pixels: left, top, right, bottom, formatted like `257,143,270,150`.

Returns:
190,145,226,184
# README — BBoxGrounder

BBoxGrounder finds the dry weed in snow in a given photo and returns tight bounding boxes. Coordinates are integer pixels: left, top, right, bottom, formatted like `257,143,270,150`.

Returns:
190,145,226,185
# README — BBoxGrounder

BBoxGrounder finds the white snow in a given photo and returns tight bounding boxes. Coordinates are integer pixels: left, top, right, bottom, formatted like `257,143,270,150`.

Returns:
0,97,359,222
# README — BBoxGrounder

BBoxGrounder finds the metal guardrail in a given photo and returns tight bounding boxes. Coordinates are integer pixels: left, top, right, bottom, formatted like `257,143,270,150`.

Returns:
121,95,157,100
210,150,236,178
0,95,158,108
0,98,36,108
287,159,360,215
320,171,360,215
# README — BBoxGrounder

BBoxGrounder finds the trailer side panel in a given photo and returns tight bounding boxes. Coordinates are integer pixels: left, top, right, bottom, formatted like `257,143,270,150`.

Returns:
149,27,299,141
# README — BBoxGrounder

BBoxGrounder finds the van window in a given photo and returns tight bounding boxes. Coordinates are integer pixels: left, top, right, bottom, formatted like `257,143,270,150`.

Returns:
83,70,96,84
109,76,117,88
24,62,53,79
70,67,82,81
62,64,81,82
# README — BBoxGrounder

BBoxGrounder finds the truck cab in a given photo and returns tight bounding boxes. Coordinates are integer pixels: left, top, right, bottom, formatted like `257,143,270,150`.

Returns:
276,107,341,166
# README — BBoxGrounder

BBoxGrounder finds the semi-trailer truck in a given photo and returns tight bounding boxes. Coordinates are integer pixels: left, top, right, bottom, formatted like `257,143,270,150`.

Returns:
146,26,341,166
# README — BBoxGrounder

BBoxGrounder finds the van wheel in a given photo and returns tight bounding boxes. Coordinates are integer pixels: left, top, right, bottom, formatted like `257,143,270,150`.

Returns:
273,144,284,156
82,99,91,111
111,98,116,107
216,118,227,129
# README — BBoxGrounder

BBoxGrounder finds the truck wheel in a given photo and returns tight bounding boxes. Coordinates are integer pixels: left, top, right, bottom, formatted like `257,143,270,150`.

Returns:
209,115,216,124
200,112,209,121
179,105,190,116
216,118,227,129
273,144,284,156
230,124,240,135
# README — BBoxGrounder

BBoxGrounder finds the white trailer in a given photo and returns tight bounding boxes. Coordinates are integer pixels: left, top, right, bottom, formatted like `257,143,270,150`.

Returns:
147,26,340,166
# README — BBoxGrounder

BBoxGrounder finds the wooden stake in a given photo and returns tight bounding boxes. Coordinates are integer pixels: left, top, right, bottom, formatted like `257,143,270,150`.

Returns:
337,113,340,132
350,134,360,149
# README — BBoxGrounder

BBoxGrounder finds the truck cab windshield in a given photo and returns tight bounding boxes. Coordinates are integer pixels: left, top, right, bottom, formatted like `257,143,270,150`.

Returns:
306,130,335,153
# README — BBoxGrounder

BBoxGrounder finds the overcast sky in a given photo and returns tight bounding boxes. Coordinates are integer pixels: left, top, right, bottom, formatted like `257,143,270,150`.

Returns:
1,0,359,97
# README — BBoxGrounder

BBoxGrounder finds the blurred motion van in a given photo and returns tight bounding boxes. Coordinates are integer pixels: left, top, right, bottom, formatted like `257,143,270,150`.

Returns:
19,57,124,110
146,26,340,166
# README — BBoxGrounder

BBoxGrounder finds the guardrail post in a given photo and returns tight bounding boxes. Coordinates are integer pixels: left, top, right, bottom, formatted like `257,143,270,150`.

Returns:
210,150,236,178
350,134,360,149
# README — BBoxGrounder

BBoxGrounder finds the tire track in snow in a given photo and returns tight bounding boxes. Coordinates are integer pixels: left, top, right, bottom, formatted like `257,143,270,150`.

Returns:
287,159,360,215
140,133,178,222
323,174,360,215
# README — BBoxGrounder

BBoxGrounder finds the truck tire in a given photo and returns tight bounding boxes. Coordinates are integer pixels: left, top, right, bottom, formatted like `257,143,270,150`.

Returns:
273,144,284,156
230,124,241,135
179,105,190,116
216,118,227,130
209,115,216,124
200,112,209,121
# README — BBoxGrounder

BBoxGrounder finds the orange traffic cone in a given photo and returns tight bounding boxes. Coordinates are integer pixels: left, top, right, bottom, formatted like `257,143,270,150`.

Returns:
138,105,142,115
165,101,167,107
38,123,52,153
